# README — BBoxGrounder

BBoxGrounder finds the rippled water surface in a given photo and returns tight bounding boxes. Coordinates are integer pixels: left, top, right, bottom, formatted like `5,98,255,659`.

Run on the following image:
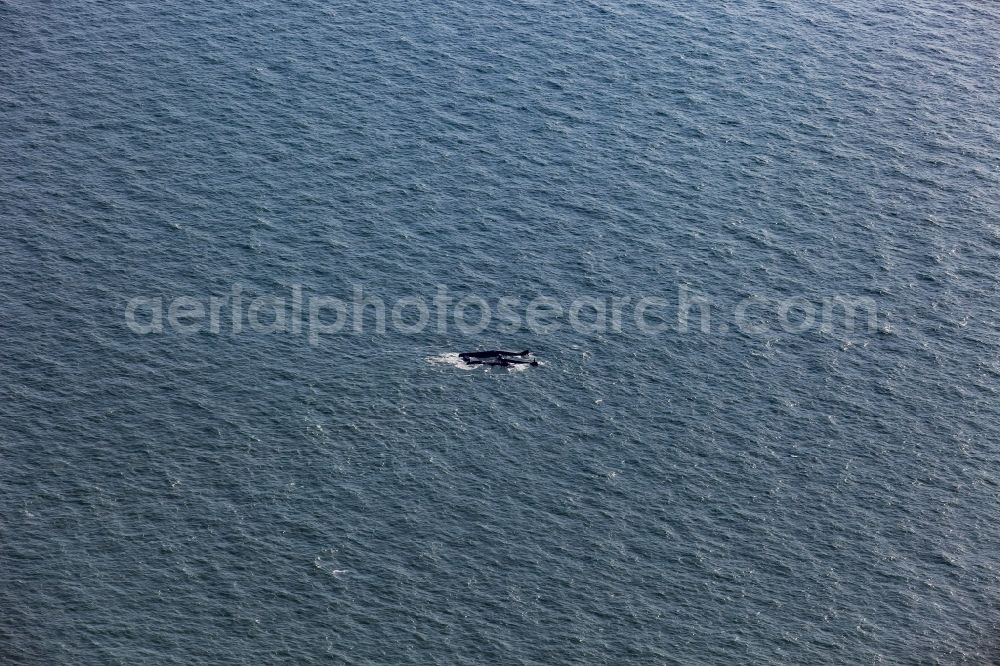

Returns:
2,0,999,663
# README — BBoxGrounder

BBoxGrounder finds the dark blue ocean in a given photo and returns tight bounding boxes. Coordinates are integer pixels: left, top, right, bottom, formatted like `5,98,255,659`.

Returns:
2,0,999,663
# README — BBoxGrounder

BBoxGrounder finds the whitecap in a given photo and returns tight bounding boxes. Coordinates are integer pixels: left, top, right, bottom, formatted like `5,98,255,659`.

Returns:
426,353,477,370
